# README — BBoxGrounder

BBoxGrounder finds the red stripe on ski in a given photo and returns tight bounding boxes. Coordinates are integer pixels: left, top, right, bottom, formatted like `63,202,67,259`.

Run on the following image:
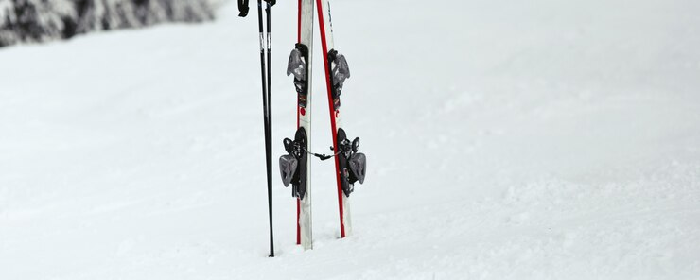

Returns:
315,0,346,238
296,0,302,246
296,199,301,245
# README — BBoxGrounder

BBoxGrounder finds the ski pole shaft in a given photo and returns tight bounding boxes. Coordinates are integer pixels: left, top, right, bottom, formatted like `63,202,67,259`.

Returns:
255,0,274,258
265,0,275,258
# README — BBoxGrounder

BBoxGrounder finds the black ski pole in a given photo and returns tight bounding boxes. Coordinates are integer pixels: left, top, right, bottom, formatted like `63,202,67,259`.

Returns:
238,0,274,257
264,0,276,258
256,0,274,258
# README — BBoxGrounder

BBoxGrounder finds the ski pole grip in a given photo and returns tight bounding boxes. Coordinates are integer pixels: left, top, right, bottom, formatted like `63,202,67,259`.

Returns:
237,0,250,17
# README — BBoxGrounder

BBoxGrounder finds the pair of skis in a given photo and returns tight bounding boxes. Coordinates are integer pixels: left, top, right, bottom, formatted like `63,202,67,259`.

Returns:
278,0,366,251
238,0,366,254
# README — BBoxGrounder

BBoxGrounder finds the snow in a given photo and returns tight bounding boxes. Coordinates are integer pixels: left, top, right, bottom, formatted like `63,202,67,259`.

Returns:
1,0,700,279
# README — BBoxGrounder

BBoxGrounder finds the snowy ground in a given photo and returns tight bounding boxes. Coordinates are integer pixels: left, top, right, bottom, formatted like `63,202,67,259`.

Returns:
1,0,700,279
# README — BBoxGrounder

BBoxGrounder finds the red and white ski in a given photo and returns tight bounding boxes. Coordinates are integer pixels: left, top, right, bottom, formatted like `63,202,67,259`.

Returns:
316,0,366,239
316,0,349,238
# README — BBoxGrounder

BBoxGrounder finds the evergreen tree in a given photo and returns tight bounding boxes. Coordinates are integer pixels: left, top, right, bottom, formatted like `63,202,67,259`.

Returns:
0,0,215,47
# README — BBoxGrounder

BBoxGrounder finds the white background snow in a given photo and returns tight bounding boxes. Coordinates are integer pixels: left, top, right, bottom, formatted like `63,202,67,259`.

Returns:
1,0,699,279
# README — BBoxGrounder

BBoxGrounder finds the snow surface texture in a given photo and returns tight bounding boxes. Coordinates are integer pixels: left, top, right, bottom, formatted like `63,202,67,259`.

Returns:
0,0,215,47
1,0,700,279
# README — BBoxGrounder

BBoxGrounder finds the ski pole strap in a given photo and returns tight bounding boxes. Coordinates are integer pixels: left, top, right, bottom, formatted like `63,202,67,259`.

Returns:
307,138,359,161
307,149,340,161
237,0,250,17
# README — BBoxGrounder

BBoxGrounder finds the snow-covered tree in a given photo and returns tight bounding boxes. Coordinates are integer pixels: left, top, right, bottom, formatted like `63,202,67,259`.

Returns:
0,0,215,47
